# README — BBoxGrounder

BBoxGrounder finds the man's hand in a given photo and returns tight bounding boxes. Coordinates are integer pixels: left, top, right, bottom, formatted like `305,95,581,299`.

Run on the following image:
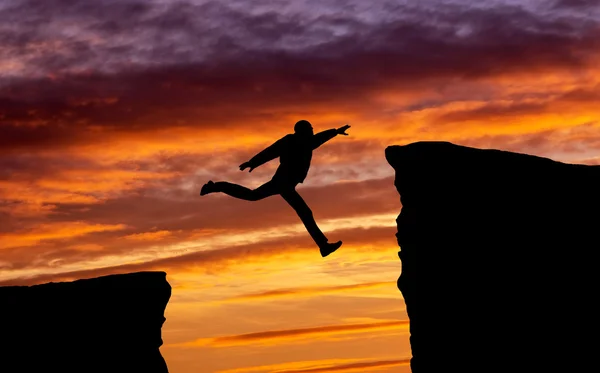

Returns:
239,162,254,172
337,124,351,136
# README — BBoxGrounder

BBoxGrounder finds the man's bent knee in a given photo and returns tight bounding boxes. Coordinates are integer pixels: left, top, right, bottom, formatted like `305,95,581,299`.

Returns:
249,189,272,201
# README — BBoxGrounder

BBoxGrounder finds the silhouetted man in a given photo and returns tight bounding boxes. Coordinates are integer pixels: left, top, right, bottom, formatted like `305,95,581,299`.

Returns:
200,120,351,257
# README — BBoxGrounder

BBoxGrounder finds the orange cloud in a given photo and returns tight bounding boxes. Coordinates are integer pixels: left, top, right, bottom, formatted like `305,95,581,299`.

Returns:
35,168,178,193
0,221,127,250
214,358,410,373
0,176,399,279
271,359,411,373
0,166,179,222
174,320,409,347
0,179,101,218
123,230,175,241
224,281,394,302
0,225,398,286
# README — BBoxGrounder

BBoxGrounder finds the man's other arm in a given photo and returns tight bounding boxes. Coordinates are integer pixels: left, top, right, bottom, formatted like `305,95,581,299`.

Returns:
312,125,350,149
240,136,288,172
312,129,338,150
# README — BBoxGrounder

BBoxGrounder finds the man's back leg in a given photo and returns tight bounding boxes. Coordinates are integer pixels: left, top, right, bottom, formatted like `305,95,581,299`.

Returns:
280,189,342,257
201,180,278,201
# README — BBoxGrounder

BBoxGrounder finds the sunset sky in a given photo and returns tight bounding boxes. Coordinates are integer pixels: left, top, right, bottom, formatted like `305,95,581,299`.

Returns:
2,0,600,372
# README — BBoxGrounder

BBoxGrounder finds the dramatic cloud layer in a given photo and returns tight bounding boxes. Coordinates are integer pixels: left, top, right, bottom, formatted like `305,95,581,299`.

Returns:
178,320,409,347
272,359,411,373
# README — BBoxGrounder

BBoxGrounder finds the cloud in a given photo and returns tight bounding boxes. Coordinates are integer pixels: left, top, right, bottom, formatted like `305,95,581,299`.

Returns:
0,221,127,250
0,224,398,286
455,121,600,158
123,230,175,241
56,175,397,235
214,358,411,373
575,157,600,165
223,281,394,302
4,0,594,78
552,0,600,9
0,135,390,233
270,359,411,373
434,86,600,126
173,320,409,347
2,1,599,154
0,175,398,272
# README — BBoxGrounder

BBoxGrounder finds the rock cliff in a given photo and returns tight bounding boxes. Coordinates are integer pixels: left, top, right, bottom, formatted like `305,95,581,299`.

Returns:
385,141,599,373
0,271,171,373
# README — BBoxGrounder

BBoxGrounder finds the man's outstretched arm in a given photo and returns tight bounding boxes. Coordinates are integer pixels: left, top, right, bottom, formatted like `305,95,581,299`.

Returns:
312,124,351,149
240,136,288,172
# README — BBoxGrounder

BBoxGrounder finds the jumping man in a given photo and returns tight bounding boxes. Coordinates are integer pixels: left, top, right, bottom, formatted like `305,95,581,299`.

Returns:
200,120,351,257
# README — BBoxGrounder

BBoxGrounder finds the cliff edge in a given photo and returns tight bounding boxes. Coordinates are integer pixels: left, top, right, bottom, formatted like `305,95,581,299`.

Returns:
385,141,599,373
0,271,171,373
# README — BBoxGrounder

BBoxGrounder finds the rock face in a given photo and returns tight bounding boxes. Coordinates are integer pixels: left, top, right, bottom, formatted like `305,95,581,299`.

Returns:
385,142,599,373
0,271,171,373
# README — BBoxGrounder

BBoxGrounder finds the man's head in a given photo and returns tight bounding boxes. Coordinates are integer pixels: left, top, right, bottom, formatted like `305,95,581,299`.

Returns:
294,120,314,136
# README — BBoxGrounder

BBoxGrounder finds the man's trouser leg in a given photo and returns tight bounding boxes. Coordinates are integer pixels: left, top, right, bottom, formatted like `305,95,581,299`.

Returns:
214,180,279,201
280,189,328,247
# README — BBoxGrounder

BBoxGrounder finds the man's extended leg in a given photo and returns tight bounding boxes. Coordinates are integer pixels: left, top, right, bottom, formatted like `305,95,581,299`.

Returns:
201,180,278,201
280,189,342,257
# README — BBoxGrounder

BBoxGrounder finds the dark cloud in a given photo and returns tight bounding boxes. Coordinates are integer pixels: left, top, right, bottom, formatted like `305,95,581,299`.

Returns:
2,1,599,152
553,0,600,9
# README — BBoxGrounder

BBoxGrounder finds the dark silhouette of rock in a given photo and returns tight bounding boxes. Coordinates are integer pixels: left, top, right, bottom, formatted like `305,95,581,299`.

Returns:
0,271,171,373
385,141,599,373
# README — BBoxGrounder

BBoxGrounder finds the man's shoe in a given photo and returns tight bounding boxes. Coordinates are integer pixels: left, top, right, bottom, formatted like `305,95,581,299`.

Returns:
320,240,342,257
200,181,215,196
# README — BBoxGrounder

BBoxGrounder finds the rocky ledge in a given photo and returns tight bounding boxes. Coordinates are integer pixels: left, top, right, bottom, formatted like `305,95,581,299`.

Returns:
0,271,171,373
386,141,599,373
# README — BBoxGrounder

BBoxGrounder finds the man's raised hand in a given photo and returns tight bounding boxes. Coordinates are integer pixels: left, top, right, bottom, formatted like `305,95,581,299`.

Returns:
239,162,254,172
337,124,351,135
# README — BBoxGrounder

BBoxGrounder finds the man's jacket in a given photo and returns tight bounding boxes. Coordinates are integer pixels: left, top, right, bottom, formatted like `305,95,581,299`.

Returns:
246,129,338,185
